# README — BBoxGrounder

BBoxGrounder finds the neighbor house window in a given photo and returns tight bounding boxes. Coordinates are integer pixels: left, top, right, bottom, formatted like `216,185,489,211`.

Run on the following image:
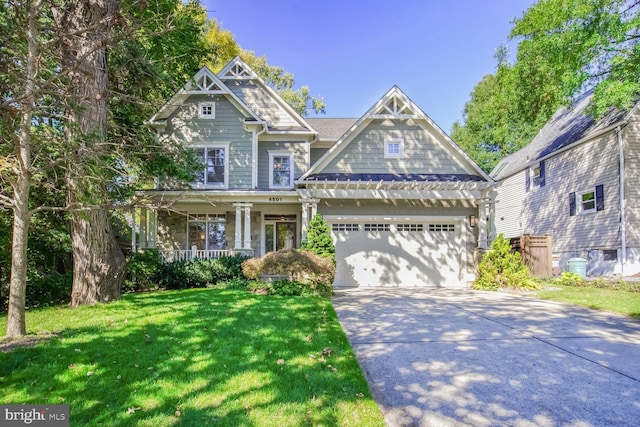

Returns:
569,185,604,216
603,249,618,261
187,214,226,250
384,138,404,158
194,146,228,188
198,102,215,119
269,152,294,188
579,190,596,213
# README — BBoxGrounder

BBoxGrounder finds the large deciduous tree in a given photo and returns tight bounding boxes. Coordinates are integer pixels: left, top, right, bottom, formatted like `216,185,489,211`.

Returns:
453,0,640,172
511,0,640,118
1,0,210,335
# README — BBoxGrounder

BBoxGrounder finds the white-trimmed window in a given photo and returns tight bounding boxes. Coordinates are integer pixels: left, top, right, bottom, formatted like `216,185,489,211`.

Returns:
187,214,226,250
198,102,215,119
193,145,228,188
579,189,596,214
269,152,294,189
384,138,404,159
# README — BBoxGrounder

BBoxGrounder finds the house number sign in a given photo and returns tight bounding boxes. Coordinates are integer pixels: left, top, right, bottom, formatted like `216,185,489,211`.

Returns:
268,197,284,202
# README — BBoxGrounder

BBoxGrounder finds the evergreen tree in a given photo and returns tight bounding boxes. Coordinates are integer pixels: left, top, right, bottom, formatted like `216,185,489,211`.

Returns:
301,215,335,261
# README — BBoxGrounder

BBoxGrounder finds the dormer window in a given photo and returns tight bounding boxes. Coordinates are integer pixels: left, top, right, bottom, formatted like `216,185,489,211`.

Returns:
198,102,215,119
385,138,404,159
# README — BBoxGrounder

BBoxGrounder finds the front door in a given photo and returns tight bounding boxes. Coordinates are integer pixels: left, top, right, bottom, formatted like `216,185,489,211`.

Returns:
264,221,297,254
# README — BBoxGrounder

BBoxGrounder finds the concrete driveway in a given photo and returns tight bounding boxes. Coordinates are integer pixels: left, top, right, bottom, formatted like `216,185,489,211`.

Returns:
333,288,640,426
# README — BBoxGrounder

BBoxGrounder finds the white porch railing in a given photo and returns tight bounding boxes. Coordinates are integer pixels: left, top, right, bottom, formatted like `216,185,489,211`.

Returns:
160,248,251,263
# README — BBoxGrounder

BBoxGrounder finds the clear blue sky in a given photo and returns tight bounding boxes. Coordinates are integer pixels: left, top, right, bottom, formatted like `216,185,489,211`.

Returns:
203,0,535,133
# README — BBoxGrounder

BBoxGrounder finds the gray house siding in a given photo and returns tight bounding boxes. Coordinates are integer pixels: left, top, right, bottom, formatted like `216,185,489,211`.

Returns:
161,94,253,188
322,121,469,175
494,171,526,238
257,141,308,189
227,81,299,129
310,147,329,167
624,109,640,248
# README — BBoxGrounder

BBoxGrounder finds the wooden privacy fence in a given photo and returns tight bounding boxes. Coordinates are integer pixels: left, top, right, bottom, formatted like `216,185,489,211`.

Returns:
510,234,553,277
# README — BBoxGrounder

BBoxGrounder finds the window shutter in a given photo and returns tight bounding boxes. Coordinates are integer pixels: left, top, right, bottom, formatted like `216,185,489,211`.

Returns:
539,160,546,187
596,184,604,211
525,168,530,192
569,192,576,216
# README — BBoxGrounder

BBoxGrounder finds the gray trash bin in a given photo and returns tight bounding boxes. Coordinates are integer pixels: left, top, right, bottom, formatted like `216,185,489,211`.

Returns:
566,257,587,279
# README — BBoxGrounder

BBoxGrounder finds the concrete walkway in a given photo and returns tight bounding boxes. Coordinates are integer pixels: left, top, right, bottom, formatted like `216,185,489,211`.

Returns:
333,288,640,426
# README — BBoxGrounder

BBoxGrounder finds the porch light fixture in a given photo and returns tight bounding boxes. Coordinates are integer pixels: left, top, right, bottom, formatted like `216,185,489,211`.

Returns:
469,215,477,228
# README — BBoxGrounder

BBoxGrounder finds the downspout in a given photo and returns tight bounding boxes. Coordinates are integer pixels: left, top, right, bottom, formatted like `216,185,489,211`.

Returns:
252,124,267,189
617,126,626,276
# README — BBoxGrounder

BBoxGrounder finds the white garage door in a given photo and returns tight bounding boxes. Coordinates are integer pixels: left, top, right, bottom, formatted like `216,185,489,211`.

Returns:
330,220,464,288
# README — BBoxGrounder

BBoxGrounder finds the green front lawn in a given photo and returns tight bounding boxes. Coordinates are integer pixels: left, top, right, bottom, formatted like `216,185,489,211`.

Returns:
532,284,640,320
0,289,384,426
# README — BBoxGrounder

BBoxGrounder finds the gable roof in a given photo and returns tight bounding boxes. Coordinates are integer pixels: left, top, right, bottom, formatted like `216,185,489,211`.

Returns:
300,86,491,181
218,57,316,134
491,91,631,181
147,66,259,125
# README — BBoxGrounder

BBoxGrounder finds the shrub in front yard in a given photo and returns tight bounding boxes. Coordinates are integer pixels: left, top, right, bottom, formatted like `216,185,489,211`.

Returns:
153,254,249,290
301,214,335,262
241,249,335,296
124,249,163,292
474,233,537,290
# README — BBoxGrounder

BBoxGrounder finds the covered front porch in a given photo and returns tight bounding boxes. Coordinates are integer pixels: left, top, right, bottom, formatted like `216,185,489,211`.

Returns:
131,190,320,262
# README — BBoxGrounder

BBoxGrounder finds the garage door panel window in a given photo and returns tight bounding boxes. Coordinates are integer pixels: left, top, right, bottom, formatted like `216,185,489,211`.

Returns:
364,223,390,232
428,224,455,232
332,223,359,231
397,223,424,232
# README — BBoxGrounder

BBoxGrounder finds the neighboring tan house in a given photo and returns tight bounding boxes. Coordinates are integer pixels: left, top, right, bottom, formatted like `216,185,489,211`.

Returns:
136,57,495,288
491,91,640,277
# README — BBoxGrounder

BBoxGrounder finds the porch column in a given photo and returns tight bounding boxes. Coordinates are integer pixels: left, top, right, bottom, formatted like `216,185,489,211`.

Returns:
131,208,137,251
148,209,157,248
301,202,309,242
140,208,148,248
243,203,252,250
478,201,488,249
300,198,319,243
234,203,242,250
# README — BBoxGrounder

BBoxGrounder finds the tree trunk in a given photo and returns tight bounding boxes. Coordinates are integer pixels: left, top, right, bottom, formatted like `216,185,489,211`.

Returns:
56,0,125,306
6,1,40,337
68,205,125,306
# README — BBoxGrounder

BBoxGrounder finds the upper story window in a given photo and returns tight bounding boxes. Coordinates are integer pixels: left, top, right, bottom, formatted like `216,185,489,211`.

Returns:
198,102,215,119
384,138,404,159
269,152,294,189
569,184,604,216
526,160,545,191
193,145,228,188
579,189,596,213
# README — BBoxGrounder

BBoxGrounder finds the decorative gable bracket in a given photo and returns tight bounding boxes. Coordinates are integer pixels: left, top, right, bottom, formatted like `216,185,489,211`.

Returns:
185,68,227,94
371,93,420,119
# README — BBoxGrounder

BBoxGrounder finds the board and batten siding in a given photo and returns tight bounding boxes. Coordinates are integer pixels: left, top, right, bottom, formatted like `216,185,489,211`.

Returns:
494,171,527,238
161,94,253,189
522,131,620,253
322,120,469,175
257,141,308,189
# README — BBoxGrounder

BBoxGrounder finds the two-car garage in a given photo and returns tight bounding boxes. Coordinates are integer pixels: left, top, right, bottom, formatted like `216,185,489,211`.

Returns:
327,217,468,288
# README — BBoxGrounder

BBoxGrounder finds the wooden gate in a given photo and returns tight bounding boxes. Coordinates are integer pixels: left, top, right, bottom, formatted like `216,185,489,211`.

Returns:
510,234,552,277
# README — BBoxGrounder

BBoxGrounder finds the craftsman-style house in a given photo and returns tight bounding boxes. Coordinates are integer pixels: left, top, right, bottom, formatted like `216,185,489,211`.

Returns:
135,57,495,288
